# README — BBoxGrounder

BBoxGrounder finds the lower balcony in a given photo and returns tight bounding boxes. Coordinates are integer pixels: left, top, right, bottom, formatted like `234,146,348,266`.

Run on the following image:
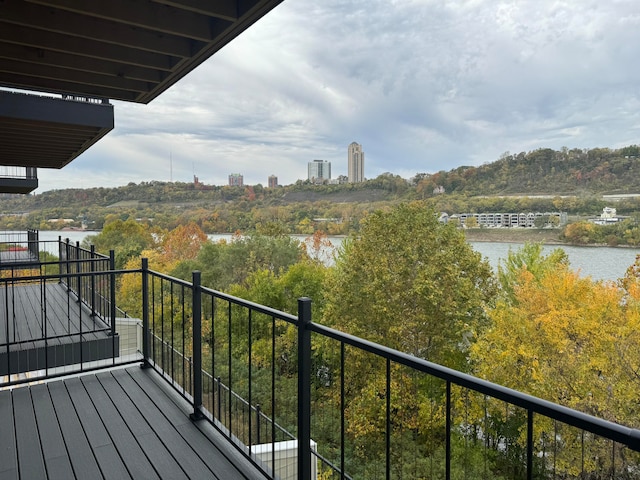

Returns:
0,229,40,267
0,166,38,194
1,237,639,479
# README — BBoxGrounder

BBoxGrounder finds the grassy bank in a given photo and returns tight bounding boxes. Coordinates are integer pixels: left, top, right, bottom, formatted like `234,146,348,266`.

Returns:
464,228,564,244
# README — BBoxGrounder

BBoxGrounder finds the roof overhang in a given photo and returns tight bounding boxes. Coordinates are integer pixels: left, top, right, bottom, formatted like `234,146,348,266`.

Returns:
0,90,114,169
0,0,283,192
0,0,284,103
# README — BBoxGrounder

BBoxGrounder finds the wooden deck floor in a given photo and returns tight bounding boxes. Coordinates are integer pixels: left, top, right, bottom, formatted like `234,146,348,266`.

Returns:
0,250,38,267
0,366,268,480
0,283,117,375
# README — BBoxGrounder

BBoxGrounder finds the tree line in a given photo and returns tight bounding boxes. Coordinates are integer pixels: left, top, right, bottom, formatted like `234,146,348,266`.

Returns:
87,205,640,479
1,145,640,236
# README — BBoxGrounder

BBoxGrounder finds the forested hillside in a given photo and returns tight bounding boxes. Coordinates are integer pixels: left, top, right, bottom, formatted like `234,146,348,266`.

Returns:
1,145,639,233
414,145,640,196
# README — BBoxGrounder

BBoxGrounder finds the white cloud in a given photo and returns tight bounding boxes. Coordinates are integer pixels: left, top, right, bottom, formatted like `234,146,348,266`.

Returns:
36,0,640,192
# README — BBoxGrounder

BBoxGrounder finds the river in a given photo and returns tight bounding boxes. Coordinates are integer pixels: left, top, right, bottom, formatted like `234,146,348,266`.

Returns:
45,231,640,283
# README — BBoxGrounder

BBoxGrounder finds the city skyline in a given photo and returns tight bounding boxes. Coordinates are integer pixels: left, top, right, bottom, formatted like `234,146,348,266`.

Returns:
30,0,640,192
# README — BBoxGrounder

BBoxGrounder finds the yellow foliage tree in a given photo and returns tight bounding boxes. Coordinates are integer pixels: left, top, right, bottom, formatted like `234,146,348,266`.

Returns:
473,265,640,425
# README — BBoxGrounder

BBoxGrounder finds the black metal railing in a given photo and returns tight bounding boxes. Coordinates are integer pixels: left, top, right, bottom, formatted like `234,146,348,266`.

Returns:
134,258,640,480
2,241,640,479
0,229,40,266
59,238,115,329
0,166,37,180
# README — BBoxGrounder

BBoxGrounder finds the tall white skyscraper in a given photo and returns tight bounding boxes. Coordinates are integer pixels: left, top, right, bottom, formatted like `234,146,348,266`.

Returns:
308,159,331,183
348,142,364,183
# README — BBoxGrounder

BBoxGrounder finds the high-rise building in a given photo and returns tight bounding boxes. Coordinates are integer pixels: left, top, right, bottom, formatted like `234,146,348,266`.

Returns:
348,142,364,183
228,173,243,186
308,159,331,183
268,175,278,188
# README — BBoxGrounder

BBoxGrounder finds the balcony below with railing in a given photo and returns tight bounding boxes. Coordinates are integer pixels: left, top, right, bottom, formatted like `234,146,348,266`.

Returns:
1,233,639,480
0,166,38,194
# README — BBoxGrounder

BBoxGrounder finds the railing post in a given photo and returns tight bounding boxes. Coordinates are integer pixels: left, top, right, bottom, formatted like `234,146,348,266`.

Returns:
256,404,261,445
109,250,116,337
141,258,150,367
58,236,63,284
298,297,312,480
64,239,70,291
90,245,96,318
217,376,222,420
75,241,82,304
190,270,204,421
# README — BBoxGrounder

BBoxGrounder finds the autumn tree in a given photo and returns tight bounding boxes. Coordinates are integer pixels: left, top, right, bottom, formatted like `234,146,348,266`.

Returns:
158,222,208,268
497,242,569,303
472,247,640,476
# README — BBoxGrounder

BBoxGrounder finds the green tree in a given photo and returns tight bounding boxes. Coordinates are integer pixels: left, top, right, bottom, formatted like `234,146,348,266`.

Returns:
497,242,569,303
83,218,154,268
323,202,496,367
317,202,497,477
171,233,307,292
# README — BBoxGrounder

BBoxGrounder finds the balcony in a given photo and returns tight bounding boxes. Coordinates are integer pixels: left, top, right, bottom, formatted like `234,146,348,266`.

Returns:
1,235,640,479
0,90,115,172
0,166,38,194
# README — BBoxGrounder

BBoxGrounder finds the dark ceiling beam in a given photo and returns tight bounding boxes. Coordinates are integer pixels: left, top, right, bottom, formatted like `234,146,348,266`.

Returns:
26,0,219,42
0,122,106,135
0,72,138,101
0,2,196,57
0,128,101,145
0,59,153,94
0,44,166,83
0,0,283,175
0,23,176,71
0,136,96,149
150,0,239,22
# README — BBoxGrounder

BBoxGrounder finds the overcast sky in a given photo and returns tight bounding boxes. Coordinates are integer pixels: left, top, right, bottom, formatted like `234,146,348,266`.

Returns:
37,0,640,192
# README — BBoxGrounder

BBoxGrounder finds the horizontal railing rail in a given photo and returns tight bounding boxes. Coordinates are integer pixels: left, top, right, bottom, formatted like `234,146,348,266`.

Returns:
312,323,640,449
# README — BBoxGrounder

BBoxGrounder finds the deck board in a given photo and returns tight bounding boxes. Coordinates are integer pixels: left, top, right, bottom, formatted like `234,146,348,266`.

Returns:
3,366,268,480
111,369,216,479
12,387,47,479
80,375,161,480
48,380,104,479
96,371,189,480
30,384,75,480
0,390,18,480
64,377,132,479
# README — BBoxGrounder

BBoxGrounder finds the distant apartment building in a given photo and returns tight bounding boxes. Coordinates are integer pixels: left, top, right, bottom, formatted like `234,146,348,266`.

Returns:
348,142,364,183
228,173,243,187
308,159,331,183
450,212,568,228
268,175,278,188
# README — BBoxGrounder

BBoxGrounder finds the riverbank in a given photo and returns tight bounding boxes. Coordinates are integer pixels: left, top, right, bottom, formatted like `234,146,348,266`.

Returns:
463,228,565,244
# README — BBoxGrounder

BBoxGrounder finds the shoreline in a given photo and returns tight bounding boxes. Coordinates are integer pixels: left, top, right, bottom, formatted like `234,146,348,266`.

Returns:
463,228,566,245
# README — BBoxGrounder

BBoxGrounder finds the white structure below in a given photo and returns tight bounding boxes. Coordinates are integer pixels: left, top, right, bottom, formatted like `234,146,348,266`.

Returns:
252,439,318,480
116,317,142,357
